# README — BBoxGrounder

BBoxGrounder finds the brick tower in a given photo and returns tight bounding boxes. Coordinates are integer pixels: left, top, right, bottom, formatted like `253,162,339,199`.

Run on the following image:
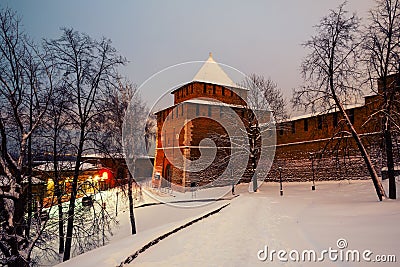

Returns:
152,53,252,190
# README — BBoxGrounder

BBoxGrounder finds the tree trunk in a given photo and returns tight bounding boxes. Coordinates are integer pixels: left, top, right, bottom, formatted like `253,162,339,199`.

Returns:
63,132,85,261
327,47,385,201
57,195,65,253
128,173,136,235
26,134,32,239
53,134,65,254
384,120,396,199
333,96,386,201
26,89,34,239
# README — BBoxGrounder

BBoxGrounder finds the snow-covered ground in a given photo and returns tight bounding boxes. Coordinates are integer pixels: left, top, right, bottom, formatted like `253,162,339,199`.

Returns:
55,180,399,267
53,189,232,267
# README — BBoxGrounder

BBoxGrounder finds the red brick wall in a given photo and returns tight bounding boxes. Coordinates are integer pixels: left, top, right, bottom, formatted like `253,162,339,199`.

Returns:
173,82,248,106
153,77,399,187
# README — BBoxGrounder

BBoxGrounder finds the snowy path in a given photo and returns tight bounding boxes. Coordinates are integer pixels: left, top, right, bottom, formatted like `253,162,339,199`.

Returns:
130,181,399,267
55,197,232,267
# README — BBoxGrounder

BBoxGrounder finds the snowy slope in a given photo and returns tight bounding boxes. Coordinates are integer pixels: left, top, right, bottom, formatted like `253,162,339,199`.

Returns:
54,198,231,266
55,180,399,267
132,181,399,267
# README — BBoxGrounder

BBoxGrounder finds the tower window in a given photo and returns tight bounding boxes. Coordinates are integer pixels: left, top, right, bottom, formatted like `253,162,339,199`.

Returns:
222,87,225,96
203,84,207,94
349,109,355,124
213,84,216,94
317,116,322,129
304,119,308,131
291,121,296,134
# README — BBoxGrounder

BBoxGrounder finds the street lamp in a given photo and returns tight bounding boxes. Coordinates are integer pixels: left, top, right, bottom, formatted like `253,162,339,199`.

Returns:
115,190,119,216
278,166,283,196
309,152,316,191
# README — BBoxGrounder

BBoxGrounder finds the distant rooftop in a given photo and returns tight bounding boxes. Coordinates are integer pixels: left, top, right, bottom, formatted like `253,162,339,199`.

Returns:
34,161,99,172
289,102,366,122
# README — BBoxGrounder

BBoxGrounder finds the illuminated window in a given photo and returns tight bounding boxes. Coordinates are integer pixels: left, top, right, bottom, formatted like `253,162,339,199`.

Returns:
47,178,54,196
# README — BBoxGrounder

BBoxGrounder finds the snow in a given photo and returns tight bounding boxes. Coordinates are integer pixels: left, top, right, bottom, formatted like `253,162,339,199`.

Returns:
381,166,400,171
34,161,98,171
53,192,231,267
193,53,238,88
381,176,400,198
53,180,399,267
183,98,246,109
82,152,125,159
142,183,238,208
290,102,365,122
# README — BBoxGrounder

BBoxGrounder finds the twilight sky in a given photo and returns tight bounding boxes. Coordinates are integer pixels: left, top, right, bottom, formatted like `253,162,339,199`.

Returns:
3,0,375,114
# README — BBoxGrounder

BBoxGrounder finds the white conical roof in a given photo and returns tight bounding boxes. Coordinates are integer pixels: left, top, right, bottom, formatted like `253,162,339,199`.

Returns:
193,53,237,87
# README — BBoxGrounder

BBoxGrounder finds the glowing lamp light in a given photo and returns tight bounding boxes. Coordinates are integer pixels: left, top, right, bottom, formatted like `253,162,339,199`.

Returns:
47,178,54,190
102,171,109,180
94,175,100,181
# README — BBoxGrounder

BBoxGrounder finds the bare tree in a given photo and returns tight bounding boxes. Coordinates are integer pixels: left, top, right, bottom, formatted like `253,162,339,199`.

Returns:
243,74,289,123
292,2,386,200
238,74,284,191
363,0,400,199
103,79,147,235
119,82,150,235
0,8,52,266
46,28,126,261
41,80,73,254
